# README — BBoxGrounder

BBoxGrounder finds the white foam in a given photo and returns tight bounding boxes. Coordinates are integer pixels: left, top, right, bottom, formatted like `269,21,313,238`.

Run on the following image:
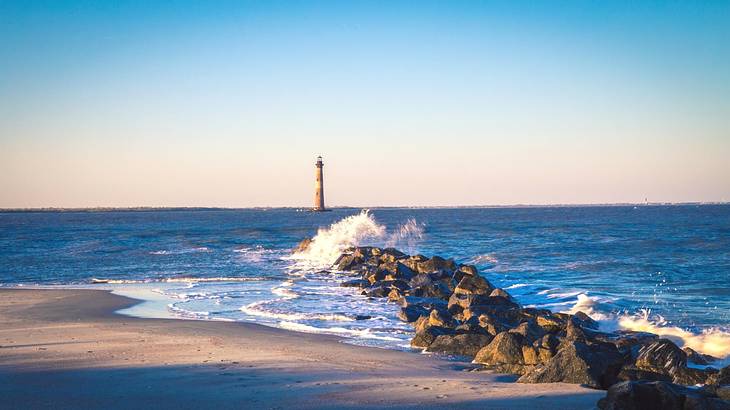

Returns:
278,321,402,341
471,254,498,264
290,210,386,267
563,294,730,362
239,300,354,322
505,283,529,289
290,210,425,268
618,310,730,361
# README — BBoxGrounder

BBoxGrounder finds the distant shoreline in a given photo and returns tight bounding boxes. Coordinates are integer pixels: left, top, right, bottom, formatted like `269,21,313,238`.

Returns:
0,202,728,213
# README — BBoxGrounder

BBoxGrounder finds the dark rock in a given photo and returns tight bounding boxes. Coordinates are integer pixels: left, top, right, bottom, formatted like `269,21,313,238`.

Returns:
572,311,599,330
354,315,372,320
684,347,718,366
632,339,710,385
398,305,429,322
409,273,432,289
340,279,369,288
509,320,547,344
708,365,730,386
518,340,624,389
416,256,457,273
457,264,478,276
474,331,526,366
453,275,494,296
536,314,565,333
380,262,416,280
428,309,457,328
411,325,454,348
379,247,407,263
597,380,730,410
427,333,493,357
398,296,448,311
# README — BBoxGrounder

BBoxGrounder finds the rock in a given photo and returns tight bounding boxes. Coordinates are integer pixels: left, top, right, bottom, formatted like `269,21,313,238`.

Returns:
354,315,372,320
509,320,547,344
457,264,478,276
380,262,416,280
453,275,494,296
536,314,565,333
717,386,730,401
632,339,709,385
398,305,429,322
635,339,687,371
398,296,448,311
379,247,407,263
518,340,623,389
340,279,369,288
427,333,493,357
409,274,432,289
362,285,390,298
597,380,730,410
335,254,357,270
572,311,599,330
684,347,718,366
708,365,730,386
417,256,457,273
293,238,313,253
411,324,454,349
474,332,526,366
428,309,456,328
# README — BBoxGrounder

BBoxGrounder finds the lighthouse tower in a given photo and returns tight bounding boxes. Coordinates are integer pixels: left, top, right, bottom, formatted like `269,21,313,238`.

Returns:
314,156,326,211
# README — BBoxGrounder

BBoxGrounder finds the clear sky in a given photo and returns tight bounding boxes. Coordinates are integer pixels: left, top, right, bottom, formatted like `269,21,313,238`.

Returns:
1,1,729,208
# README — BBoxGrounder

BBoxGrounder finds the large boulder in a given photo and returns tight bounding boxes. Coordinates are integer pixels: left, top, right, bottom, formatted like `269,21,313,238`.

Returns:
453,275,493,296
416,256,456,273
427,333,493,357
634,339,709,385
597,380,730,410
473,331,526,366
518,340,624,389
397,305,429,323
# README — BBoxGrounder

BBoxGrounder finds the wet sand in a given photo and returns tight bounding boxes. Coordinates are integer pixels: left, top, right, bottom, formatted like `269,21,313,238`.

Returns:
0,288,603,409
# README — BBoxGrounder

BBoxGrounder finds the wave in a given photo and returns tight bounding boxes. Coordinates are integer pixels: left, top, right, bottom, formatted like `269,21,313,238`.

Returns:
290,210,425,267
150,247,210,255
239,300,355,322
278,321,403,341
233,245,279,263
471,254,498,264
562,293,730,361
618,310,730,361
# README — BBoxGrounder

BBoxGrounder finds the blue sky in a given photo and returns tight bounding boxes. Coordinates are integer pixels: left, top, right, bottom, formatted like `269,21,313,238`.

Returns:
1,1,729,207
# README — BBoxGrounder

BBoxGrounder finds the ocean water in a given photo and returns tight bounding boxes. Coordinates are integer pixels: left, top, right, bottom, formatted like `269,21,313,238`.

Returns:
1,206,729,360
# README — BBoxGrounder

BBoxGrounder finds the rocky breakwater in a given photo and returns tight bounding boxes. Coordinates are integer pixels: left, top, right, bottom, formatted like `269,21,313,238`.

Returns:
318,244,730,406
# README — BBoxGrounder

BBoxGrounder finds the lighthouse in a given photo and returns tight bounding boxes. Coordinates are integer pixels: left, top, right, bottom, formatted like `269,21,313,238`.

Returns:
314,156,326,211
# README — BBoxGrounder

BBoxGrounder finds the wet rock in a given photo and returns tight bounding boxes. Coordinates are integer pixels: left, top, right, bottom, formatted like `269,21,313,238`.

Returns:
572,311,599,330
409,274,432,289
631,339,710,385
411,323,454,349
427,333,493,357
417,256,457,274
597,380,730,410
379,247,407,263
536,314,565,333
340,279,369,288
294,238,313,253
684,347,718,366
509,320,546,344
362,285,390,298
457,264,478,276
518,340,623,389
708,365,730,387
473,331,526,366
717,386,730,401
380,262,416,280
354,315,372,320
428,309,457,328
398,305,429,323
453,275,493,296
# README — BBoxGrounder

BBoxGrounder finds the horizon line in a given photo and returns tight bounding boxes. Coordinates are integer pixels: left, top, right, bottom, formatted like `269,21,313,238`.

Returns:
1,201,729,213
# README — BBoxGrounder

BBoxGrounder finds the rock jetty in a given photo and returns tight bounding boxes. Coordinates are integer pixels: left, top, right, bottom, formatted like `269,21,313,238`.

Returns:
300,242,730,407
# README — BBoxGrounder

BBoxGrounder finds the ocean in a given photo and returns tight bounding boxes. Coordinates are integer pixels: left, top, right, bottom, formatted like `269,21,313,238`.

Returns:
1,206,729,360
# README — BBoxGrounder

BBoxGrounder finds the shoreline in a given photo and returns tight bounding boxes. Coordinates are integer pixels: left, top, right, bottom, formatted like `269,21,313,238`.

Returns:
0,288,603,409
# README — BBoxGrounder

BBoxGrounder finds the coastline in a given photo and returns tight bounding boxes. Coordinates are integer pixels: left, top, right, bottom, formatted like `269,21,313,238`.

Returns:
0,288,603,409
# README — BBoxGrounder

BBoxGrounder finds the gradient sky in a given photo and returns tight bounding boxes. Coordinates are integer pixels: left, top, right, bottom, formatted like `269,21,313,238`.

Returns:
1,1,729,208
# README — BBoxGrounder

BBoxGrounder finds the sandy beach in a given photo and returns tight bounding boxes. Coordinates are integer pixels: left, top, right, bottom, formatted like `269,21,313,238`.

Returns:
0,288,603,409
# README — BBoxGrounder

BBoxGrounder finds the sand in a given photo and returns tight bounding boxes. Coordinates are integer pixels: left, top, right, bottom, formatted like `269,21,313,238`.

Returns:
0,288,603,409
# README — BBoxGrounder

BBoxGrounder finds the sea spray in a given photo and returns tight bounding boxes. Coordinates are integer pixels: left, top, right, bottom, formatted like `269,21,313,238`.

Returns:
291,210,425,267
562,294,730,362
